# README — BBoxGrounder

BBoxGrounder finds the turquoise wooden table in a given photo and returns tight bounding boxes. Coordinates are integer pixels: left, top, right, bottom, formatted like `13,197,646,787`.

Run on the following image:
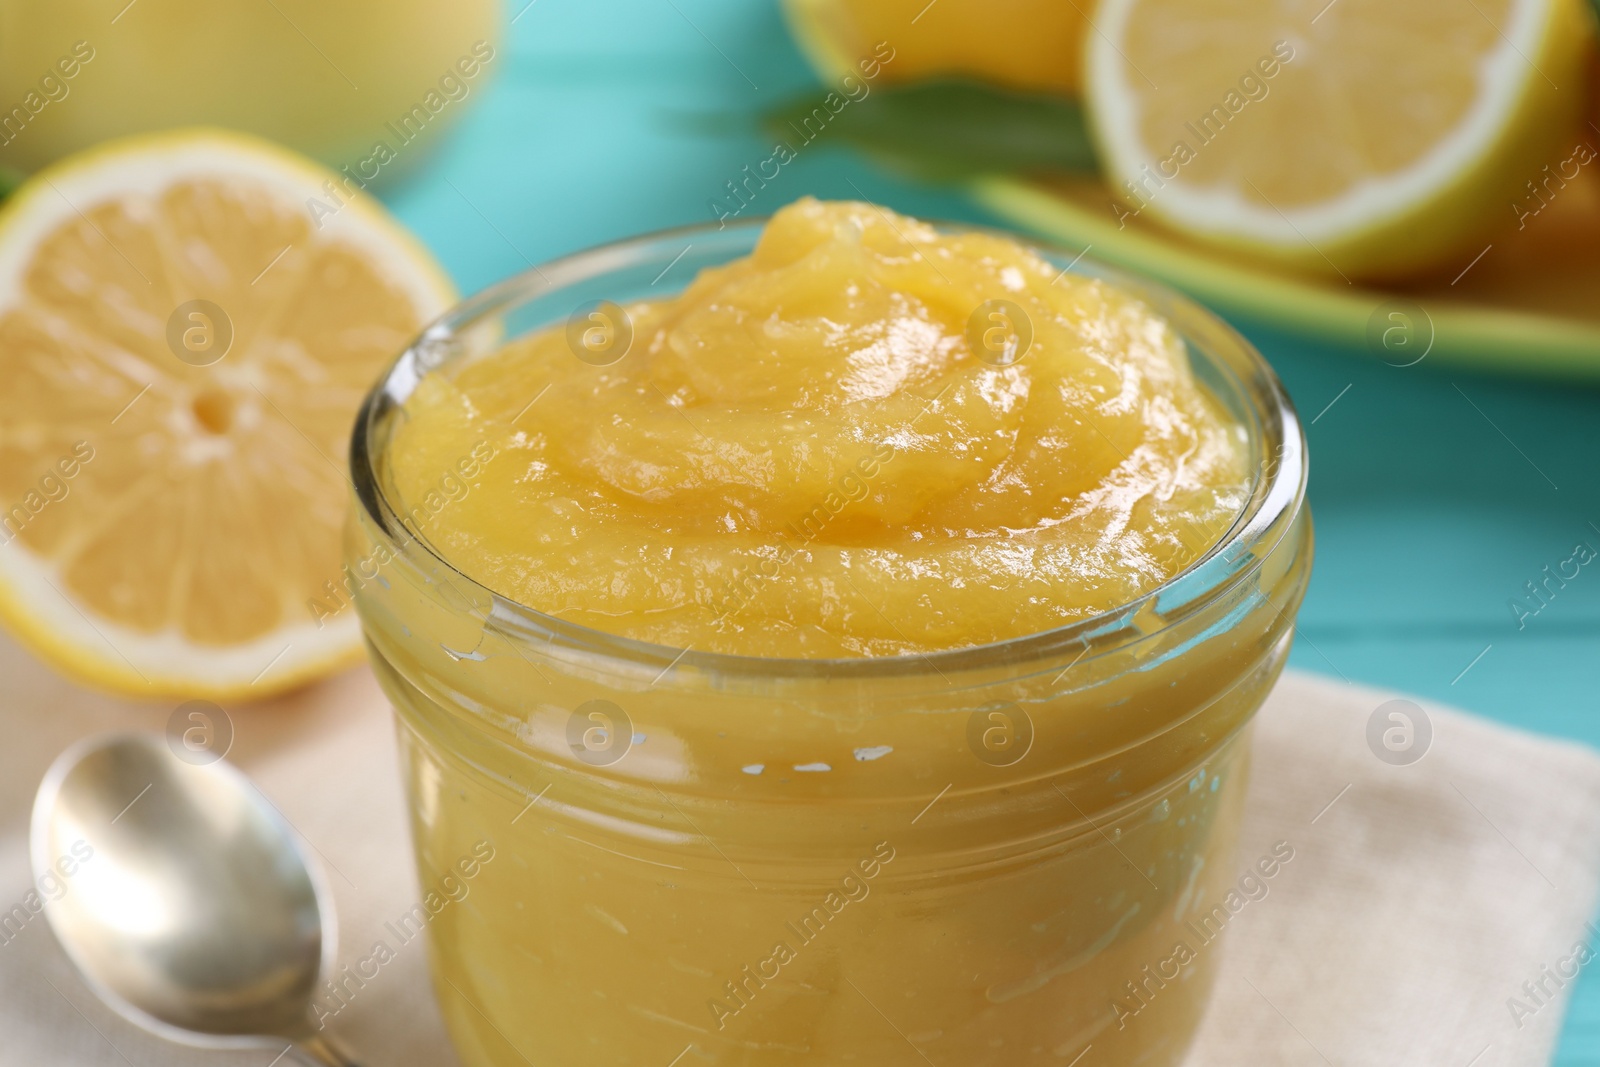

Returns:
380,2,1600,1060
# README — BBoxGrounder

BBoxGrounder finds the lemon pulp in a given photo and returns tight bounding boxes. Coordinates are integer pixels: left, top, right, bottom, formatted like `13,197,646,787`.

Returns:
1086,0,1593,279
0,131,454,698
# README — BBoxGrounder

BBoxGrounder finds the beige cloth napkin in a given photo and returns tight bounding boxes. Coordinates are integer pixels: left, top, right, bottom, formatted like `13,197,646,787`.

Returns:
2,629,1598,1067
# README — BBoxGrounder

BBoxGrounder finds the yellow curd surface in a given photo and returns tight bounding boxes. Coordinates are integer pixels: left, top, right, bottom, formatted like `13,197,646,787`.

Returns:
385,198,1250,657
351,199,1310,1067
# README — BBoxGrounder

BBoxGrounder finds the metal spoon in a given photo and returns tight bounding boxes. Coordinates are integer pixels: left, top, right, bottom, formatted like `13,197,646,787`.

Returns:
31,733,361,1066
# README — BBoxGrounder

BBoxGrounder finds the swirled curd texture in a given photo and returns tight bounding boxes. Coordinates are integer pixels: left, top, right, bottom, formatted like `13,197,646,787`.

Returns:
386,199,1249,656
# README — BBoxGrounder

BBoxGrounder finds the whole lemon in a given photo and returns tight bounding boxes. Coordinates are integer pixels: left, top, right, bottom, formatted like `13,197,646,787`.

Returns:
0,0,499,178
784,0,1094,96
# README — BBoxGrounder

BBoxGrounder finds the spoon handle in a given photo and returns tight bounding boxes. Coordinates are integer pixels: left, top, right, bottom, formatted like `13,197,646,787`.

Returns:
296,1033,364,1066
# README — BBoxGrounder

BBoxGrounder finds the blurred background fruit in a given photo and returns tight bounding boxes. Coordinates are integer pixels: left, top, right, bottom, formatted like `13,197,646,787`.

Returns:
783,0,1093,95
0,0,500,179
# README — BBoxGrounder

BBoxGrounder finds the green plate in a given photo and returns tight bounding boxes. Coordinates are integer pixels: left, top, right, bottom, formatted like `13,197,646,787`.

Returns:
975,175,1600,382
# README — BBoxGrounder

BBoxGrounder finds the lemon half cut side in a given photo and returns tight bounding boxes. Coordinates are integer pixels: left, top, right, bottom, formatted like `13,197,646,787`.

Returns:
1086,0,1594,280
0,129,456,700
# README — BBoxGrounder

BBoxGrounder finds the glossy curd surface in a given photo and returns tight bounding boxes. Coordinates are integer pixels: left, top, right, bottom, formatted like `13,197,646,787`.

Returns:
350,201,1311,1067
384,198,1249,656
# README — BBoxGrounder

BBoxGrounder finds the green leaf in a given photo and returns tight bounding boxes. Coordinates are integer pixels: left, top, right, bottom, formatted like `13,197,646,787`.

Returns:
0,166,25,203
763,79,1098,183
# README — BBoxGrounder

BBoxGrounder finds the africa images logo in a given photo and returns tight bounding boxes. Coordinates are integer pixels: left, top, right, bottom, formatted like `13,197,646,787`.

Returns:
706,842,896,1031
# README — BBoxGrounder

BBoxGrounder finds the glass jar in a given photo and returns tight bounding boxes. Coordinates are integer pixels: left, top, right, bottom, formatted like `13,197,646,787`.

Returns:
346,219,1312,1067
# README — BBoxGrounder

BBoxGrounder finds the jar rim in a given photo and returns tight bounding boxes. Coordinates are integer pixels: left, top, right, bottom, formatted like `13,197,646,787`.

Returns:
349,213,1308,682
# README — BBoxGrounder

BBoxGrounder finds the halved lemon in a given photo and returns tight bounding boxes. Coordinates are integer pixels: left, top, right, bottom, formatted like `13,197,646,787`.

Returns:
0,129,455,700
1085,0,1594,280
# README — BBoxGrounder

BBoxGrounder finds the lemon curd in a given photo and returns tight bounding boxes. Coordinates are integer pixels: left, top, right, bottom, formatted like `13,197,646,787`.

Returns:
349,200,1312,1067
385,199,1250,656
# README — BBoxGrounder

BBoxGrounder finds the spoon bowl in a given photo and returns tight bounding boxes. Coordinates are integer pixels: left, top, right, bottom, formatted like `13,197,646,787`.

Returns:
31,733,357,1064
